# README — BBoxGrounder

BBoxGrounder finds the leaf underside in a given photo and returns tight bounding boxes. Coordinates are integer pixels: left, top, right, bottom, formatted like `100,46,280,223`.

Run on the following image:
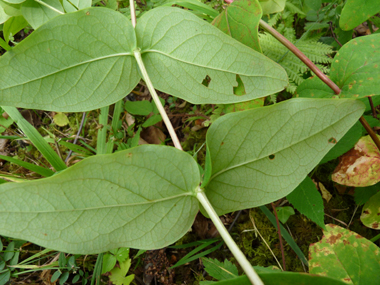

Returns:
205,98,364,215
0,8,140,112
136,7,288,104
0,145,200,254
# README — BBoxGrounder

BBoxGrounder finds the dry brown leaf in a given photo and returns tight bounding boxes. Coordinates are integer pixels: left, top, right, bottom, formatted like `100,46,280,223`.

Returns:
319,182,332,203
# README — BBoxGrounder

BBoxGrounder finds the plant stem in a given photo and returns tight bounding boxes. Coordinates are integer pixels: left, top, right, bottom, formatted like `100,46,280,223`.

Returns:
129,0,137,27
97,106,109,155
271,202,286,271
259,19,341,95
196,188,264,285
360,116,380,147
368,97,377,118
134,50,183,150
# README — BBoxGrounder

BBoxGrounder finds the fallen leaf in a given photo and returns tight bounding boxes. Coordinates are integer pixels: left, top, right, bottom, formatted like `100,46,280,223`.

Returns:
319,182,332,203
332,135,380,187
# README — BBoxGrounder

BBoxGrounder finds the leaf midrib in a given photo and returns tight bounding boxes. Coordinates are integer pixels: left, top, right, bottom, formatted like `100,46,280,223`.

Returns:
142,50,287,80
0,192,194,214
1,52,134,90
209,107,360,181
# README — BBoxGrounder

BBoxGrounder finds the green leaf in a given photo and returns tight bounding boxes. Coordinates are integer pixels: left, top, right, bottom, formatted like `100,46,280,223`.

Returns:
354,183,380,206
0,8,140,112
0,154,54,177
259,0,285,14
212,0,262,53
296,76,335,99
331,34,380,99
124,101,153,116
202,270,347,284
304,0,321,11
287,177,325,229
204,98,364,215
109,259,134,285
21,0,64,29
340,0,380,31
275,206,295,224
142,114,162,128
58,252,66,267
59,271,69,285
0,145,200,254
51,270,61,282
0,0,21,18
201,257,238,281
2,0,25,4
309,224,380,284
3,15,27,43
0,3,10,25
136,7,288,105
102,253,117,274
115,248,129,263
161,0,219,18
3,241,14,261
0,270,10,285
319,121,362,164
53,112,69,127
62,0,91,12
360,191,380,229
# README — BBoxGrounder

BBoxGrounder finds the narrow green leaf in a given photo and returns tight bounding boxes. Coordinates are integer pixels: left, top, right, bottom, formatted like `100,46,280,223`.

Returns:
259,0,285,14
201,257,238,280
161,0,218,18
360,191,380,229
212,0,262,53
0,145,200,253
340,0,380,31
21,0,64,29
2,106,67,171
205,98,364,215
309,224,380,284
0,154,54,177
136,7,288,105
142,114,162,128
208,271,347,284
287,177,325,229
0,8,140,112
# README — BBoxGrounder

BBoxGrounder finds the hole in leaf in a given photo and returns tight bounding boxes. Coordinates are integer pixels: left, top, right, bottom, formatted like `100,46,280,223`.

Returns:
202,75,211,87
328,137,337,144
233,74,246,96
269,154,275,160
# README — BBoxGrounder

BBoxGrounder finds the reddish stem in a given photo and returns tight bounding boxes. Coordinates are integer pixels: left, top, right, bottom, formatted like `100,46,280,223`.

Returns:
271,202,286,271
259,19,341,95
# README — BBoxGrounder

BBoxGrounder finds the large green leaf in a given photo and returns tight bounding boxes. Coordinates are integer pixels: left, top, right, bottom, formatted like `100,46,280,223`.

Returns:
212,0,262,52
0,8,140,112
0,145,200,254
331,34,380,98
136,7,288,104
297,34,380,100
287,176,325,229
204,98,364,215
309,224,380,284
360,191,380,229
21,0,64,29
340,0,380,31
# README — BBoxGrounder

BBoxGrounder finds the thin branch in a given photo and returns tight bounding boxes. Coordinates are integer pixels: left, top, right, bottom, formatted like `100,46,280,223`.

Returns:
259,19,341,95
360,116,380,149
329,21,342,47
368,97,377,118
129,0,137,28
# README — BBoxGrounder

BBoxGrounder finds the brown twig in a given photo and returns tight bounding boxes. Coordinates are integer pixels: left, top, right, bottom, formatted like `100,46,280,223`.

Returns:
259,19,341,95
360,116,380,147
329,21,343,47
368,97,377,118
259,19,380,152
271,202,286,271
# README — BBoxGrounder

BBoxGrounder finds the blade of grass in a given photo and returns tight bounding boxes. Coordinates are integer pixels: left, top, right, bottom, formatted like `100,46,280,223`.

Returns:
59,141,93,157
2,106,66,171
106,100,124,154
0,154,54,177
170,240,223,269
259,206,308,267
97,106,109,155
91,253,103,285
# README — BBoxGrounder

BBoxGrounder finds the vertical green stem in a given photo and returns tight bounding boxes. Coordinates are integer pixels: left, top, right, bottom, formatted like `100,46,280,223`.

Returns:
129,0,136,27
106,100,124,154
97,106,109,155
196,188,264,285
134,50,183,150
2,106,67,172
